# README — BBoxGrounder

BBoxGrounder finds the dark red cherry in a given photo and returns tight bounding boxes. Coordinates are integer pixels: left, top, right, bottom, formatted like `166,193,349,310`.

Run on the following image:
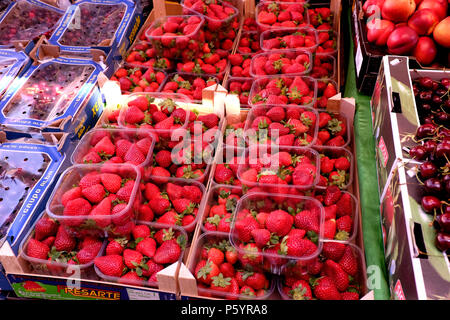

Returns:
435,142,450,159
435,232,450,251
419,161,437,178
440,78,450,89
419,90,432,101
419,77,433,89
423,140,437,155
436,214,450,232
421,195,441,213
409,145,428,160
424,178,442,194
415,123,437,139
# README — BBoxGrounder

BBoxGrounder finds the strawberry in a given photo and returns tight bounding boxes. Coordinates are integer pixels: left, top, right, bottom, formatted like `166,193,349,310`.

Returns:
54,226,76,252
155,150,173,168
196,260,220,285
183,185,203,204
124,106,146,125
244,272,267,290
341,291,360,300
124,144,146,165
61,187,82,207
335,157,351,171
89,197,112,228
119,271,143,285
289,280,312,300
324,205,337,220
323,219,336,240
321,242,346,261
94,136,116,157
294,209,320,234
76,241,103,265
81,184,106,204
311,276,342,300
197,113,219,129
329,170,347,188
219,263,235,278
338,246,358,276
336,215,352,240
34,217,58,241
79,172,101,189
240,286,256,298
63,198,92,226
26,239,50,260
265,210,293,237
325,135,345,147
41,236,56,248
95,254,125,277
280,233,316,257
214,164,234,184
323,260,349,291
172,198,195,214
251,229,271,248
324,185,341,206
336,193,353,217
106,238,127,256
116,181,135,202
153,239,182,264
210,274,232,293
100,173,122,193
318,112,332,128
132,225,151,240
123,249,144,269
235,216,260,242
136,237,157,258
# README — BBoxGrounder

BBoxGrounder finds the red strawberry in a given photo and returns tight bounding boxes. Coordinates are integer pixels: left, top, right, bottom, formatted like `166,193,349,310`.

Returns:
106,238,127,256
132,224,151,240
54,225,76,252
294,209,320,234
196,260,220,285
324,186,341,206
149,197,171,215
101,173,122,193
325,135,345,147
94,136,116,157
136,237,157,258
210,273,232,293
280,234,316,257
251,229,271,248
336,215,352,240
124,106,146,124
123,249,144,269
235,216,260,242
116,181,135,202
172,198,195,214
323,219,336,239
94,254,125,277
341,291,360,300
289,280,312,300
81,184,106,204
79,172,101,189
76,240,103,265
61,187,82,206
338,246,359,276
312,276,342,300
335,157,350,171
26,239,50,260
323,260,349,291
155,150,172,168
63,198,92,226
336,193,353,217
153,239,182,264
318,112,332,128
89,197,112,228
265,210,293,237
34,217,58,241
321,242,346,261
219,263,235,278
244,272,267,290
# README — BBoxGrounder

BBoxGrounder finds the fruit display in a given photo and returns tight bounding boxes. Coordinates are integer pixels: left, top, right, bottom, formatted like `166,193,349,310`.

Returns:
46,163,141,237
71,128,155,167
278,242,365,300
362,0,450,67
190,232,274,299
0,0,64,47
20,213,106,277
94,223,186,287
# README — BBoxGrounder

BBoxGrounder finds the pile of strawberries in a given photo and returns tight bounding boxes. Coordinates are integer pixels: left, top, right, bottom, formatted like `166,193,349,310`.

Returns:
136,177,205,233
193,234,272,299
94,224,186,286
256,2,308,30
315,79,338,108
280,242,362,300
24,214,104,273
317,148,353,189
72,128,155,167
125,42,173,71
160,73,219,102
314,111,349,147
250,50,311,76
226,78,253,107
111,65,166,94
47,164,139,237
261,27,318,51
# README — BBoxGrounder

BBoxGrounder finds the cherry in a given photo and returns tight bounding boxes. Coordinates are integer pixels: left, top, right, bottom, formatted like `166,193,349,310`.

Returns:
423,115,434,124
438,127,450,139
416,123,437,139
437,214,450,233
436,88,447,97
409,145,428,160
413,85,419,97
421,195,441,213
420,103,432,113
423,140,437,155
424,178,442,194
436,112,449,125
435,142,450,159
419,77,433,89
431,81,440,91
419,161,437,178
445,179,450,195
441,78,450,89
419,90,432,102
435,232,450,251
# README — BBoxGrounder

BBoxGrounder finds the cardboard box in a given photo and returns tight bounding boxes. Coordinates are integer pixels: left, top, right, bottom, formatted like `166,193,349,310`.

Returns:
370,55,421,200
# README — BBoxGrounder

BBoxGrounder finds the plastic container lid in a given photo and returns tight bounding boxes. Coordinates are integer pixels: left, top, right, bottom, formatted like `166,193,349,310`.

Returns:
71,127,156,168
248,75,317,108
188,231,276,299
19,211,107,277
94,221,187,289
250,49,312,77
260,27,318,52
229,191,325,273
0,0,64,47
46,163,141,235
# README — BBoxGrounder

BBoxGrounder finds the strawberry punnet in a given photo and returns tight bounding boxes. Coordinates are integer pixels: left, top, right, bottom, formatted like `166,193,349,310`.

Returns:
256,2,308,31
125,41,173,70
161,73,218,102
112,64,166,94
307,7,333,29
250,50,311,77
94,224,186,287
316,147,353,189
314,111,349,148
280,242,362,300
193,233,272,300
226,77,253,107
249,75,316,107
261,27,318,51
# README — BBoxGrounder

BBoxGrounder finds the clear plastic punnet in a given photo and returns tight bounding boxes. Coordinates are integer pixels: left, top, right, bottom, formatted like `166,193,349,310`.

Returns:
188,231,276,299
312,110,351,149
236,146,321,191
71,127,156,168
138,175,207,234
160,72,219,104
255,1,310,32
145,15,205,61
248,75,317,108
310,54,337,81
180,0,239,32
0,0,64,47
277,242,367,300
250,49,312,77
314,146,354,190
49,0,134,52
94,222,187,289
19,211,107,279
243,104,319,148
260,27,318,52
46,163,142,238
0,49,29,97
0,57,103,132
230,191,324,273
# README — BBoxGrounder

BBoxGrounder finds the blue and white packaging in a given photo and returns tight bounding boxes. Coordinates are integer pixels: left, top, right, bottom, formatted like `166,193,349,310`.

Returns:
48,0,143,67
0,56,105,135
0,50,31,98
